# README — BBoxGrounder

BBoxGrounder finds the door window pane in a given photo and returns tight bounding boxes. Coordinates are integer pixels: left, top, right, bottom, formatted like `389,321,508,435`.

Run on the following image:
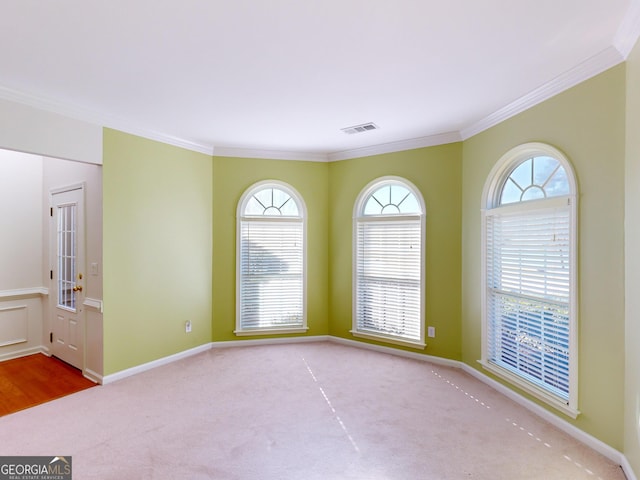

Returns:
57,204,76,310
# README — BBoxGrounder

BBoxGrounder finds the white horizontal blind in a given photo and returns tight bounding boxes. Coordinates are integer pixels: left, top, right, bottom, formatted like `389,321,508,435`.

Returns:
486,205,571,400
356,219,421,341
239,220,303,330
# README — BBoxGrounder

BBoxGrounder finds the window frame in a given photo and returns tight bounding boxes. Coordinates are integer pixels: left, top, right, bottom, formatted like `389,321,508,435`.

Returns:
235,180,308,336
480,142,579,418
352,176,426,349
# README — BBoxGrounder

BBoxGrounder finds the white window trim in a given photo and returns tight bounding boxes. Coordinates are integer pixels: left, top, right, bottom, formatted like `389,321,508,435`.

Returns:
352,176,427,349
235,180,308,336
480,142,579,418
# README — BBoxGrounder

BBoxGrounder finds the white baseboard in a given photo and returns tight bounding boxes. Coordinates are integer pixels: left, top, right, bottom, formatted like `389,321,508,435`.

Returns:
622,454,638,480
83,368,102,385
101,336,331,384
0,345,46,362
102,343,213,385
329,336,461,368
211,335,330,349
459,364,626,469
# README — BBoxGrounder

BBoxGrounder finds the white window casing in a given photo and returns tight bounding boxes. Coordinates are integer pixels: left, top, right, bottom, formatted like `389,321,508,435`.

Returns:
352,176,426,348
235,180,308,336
480,143,579,418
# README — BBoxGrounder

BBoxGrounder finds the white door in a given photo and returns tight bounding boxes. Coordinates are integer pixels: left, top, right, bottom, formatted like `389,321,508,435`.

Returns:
50,186,85,369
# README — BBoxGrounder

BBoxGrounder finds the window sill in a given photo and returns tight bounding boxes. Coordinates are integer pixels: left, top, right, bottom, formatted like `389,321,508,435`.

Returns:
234,327,309,337
478,360,580,419
350,330,426,350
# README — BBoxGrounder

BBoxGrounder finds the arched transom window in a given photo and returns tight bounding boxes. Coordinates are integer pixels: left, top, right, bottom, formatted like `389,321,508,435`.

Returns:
236,181,307,335
353,177,425,348
243,186,300,216
499,155,570,205
482,143,578,418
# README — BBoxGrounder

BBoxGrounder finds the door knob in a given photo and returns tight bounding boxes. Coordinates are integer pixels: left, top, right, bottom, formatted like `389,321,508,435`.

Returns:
73,285,83,292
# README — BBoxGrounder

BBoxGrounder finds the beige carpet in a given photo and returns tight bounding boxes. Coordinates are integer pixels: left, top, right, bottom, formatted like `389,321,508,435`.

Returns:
0,342,626,479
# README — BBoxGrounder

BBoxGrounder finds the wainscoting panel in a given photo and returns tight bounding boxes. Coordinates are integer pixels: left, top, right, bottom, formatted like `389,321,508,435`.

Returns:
0,294,45,361
0,305,28,347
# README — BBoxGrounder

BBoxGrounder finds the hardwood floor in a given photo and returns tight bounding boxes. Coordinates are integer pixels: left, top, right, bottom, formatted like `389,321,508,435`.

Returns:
0,353,96,416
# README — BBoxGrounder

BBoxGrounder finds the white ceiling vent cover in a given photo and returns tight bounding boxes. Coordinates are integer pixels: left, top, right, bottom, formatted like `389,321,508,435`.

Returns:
341,122,379,134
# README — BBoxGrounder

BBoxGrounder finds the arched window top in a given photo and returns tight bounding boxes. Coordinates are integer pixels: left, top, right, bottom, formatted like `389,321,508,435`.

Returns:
499,156,570,205
239,181,304,218
483,143,577,209
357,177,423,216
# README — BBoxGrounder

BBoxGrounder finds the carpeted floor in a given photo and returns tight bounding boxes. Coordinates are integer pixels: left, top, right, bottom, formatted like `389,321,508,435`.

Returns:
0,342,627,479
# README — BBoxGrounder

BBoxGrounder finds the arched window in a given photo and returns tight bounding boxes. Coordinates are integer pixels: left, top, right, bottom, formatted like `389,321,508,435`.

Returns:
481,143,578,417
236,181,307,335
353,177,425,348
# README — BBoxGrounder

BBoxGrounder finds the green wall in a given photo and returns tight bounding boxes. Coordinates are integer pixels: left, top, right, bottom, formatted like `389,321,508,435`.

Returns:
462,65,626,449
99,59,633,465
212,156,329,341
103,129,213,374
328,144,463,360
625,39,640,474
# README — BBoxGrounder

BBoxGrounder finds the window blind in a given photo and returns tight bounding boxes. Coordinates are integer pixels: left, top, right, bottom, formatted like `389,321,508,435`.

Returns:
356,219,421,341
486,205,571,399
239,220,303,330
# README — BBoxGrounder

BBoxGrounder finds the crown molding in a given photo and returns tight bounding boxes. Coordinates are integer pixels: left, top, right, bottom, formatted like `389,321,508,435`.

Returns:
214,133,463,163
213,146,329,162
99,121,213,155
460,46,625,140
111,125,214,156
614,0,640,58
0,24,633,162
327,131,462,162
0,84,214,156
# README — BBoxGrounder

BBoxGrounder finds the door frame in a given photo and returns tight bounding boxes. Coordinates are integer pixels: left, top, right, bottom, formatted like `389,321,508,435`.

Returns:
48,182,86,372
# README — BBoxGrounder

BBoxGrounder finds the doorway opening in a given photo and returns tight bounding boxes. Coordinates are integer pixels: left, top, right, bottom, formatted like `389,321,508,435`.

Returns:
0,149,102,382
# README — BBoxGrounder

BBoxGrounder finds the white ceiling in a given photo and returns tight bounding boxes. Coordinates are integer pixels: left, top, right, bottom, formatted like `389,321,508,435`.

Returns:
0,0,637,160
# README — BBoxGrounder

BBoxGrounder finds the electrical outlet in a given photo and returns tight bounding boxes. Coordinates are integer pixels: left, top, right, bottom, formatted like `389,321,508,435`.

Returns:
427,326,436,338
185,320,192,333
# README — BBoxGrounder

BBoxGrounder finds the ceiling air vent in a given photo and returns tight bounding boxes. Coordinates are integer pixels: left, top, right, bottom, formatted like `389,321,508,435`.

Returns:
341,122,379,135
